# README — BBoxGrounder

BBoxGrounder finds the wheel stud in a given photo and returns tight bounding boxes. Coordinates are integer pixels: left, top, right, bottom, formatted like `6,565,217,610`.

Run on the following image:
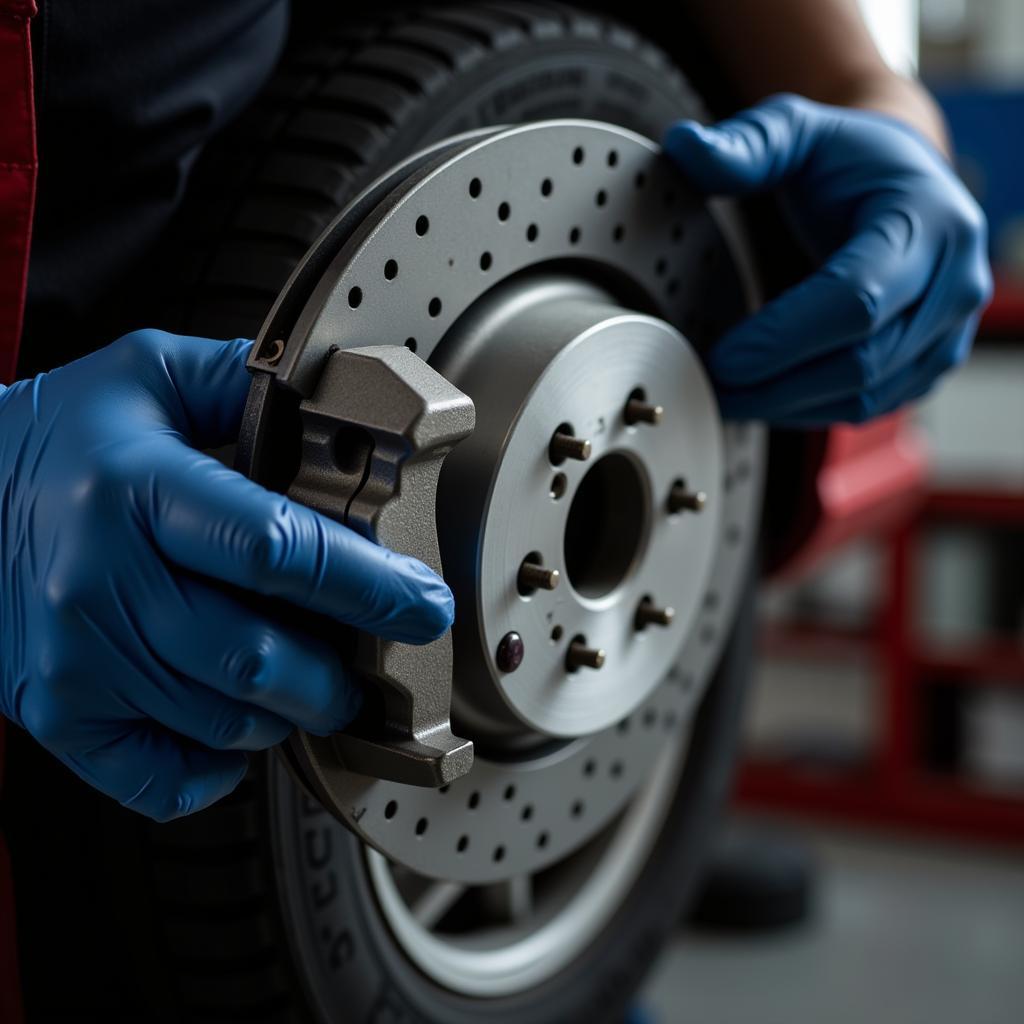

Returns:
496,631,525,673
518,559,560,593
668,482,706,514
635,598,675,630
566,639,606,672
549,430,591,463
624,397,663,426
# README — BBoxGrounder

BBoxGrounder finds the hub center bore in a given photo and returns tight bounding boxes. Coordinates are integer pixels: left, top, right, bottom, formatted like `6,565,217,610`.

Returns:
564,450,649,601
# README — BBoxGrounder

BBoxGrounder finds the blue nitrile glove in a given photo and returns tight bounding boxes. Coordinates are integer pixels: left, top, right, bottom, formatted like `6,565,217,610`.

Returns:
663,93,992,426
0,330,453,821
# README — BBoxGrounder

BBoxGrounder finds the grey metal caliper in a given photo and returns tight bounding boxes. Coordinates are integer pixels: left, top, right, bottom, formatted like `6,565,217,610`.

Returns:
286,345,476,787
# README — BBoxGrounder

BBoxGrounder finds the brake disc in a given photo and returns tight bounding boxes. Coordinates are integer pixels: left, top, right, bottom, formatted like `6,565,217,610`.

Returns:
238,120,764,885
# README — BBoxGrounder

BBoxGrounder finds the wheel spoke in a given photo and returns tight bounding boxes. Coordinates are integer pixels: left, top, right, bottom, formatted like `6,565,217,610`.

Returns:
506,873,533,924
411,880,468,931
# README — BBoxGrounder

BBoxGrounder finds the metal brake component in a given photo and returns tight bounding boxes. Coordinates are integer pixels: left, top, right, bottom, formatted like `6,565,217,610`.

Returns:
238,120,766,883
286,345,476,787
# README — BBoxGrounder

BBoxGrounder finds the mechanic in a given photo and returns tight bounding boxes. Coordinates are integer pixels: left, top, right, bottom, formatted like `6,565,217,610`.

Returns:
0,0,990,825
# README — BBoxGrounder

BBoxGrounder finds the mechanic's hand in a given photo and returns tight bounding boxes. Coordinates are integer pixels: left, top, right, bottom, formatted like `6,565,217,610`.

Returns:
0,330,454,821
663,93,992,426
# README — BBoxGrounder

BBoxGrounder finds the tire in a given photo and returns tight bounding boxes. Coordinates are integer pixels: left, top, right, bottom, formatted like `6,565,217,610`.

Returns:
7,6,758,1022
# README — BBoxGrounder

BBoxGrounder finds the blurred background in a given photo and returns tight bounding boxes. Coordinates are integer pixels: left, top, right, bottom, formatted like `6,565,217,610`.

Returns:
644,1,1024,1020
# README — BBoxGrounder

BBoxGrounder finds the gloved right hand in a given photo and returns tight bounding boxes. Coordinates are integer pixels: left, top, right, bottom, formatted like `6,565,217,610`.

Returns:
0,330,454,821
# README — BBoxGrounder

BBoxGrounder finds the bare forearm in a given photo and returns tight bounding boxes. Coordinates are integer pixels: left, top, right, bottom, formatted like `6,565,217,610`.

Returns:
689,0,950,155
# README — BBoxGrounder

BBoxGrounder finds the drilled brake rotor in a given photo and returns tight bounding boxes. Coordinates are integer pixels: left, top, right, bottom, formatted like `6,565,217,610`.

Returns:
238,120,765,884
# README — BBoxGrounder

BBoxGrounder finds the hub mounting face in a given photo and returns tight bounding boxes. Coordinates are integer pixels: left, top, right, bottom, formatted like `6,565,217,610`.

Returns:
239,120,765,883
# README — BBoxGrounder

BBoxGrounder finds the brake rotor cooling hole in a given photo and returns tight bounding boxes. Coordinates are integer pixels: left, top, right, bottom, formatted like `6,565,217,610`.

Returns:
550,624,564,644
526,223,539,243
457,835,469,853
479,251,492,271
468,177,482,199
540,177,553,197
384,800,398,820
564,452,649,599
415,817,428,837
415,215,430,236
404,338,417,352
550,472,567,500
569,226,581,245
384,259,398,280
347,286,363,309
497,201,511,222
428,297,442,318
572,146,585,165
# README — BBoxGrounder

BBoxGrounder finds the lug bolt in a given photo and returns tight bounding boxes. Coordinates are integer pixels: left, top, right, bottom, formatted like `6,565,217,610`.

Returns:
668,482,707,514
566,639,606,672
549,431,591,463
635,599,675,630
496,631,525,673
624,398,663,426
518,560,560,593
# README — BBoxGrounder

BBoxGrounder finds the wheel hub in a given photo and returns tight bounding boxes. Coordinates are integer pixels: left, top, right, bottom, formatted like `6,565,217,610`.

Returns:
435,275,724,739
239,119,765,884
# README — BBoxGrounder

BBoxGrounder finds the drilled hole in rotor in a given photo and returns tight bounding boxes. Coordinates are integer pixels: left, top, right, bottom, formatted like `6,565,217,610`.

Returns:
468,791,480,810
428,297,442,318
541,177,553,197
439,784,450,794
634,171,646,189
504,784,516,801
613,224,625,243
617,718,630,734
655,257,668,277
457,835,469,853
607,149,619,167
583,759,597,777
479,251,492,271
550,624,564,643
526,223,539,243
347,286,363,309
537,831,550,848
595,189,607,207
643,708,658,728
384,259,398,280
415,215,430,236
493,845,506,863
571,800,584,819
415,817,428,837
611,761,624,778
564,452,648,599
404,338,417,353
572,146,585,165
497,201,511,222
521,805,534,821
550,472,567,500
569,226,581,245
384,801,398,820
468,177,482,199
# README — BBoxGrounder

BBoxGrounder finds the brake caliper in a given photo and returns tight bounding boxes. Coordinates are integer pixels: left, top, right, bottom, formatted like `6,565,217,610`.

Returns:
287,345,475,787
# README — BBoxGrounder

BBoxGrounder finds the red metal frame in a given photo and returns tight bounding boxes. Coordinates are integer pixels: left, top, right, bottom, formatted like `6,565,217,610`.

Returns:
737,488,1024,846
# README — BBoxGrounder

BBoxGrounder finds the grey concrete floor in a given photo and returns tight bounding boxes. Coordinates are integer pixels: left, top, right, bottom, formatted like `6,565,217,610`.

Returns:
640,823,1024,1024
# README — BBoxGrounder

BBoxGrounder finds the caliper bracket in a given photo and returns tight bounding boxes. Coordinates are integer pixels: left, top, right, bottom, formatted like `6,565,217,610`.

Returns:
287,345,476,787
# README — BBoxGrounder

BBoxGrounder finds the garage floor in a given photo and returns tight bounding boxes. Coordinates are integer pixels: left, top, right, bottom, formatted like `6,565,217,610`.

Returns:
640,822,1024,1024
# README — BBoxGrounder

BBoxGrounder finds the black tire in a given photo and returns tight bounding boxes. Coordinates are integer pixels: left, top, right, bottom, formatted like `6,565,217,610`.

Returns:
7,6,757,1022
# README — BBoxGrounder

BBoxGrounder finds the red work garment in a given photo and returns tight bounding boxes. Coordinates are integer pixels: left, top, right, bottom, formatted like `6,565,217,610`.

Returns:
0,4,36,1020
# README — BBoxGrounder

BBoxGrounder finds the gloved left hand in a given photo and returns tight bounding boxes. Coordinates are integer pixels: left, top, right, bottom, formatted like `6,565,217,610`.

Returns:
664,93,992,426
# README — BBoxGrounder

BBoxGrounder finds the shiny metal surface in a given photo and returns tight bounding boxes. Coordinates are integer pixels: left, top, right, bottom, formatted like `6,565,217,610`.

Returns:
241,120,765,883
